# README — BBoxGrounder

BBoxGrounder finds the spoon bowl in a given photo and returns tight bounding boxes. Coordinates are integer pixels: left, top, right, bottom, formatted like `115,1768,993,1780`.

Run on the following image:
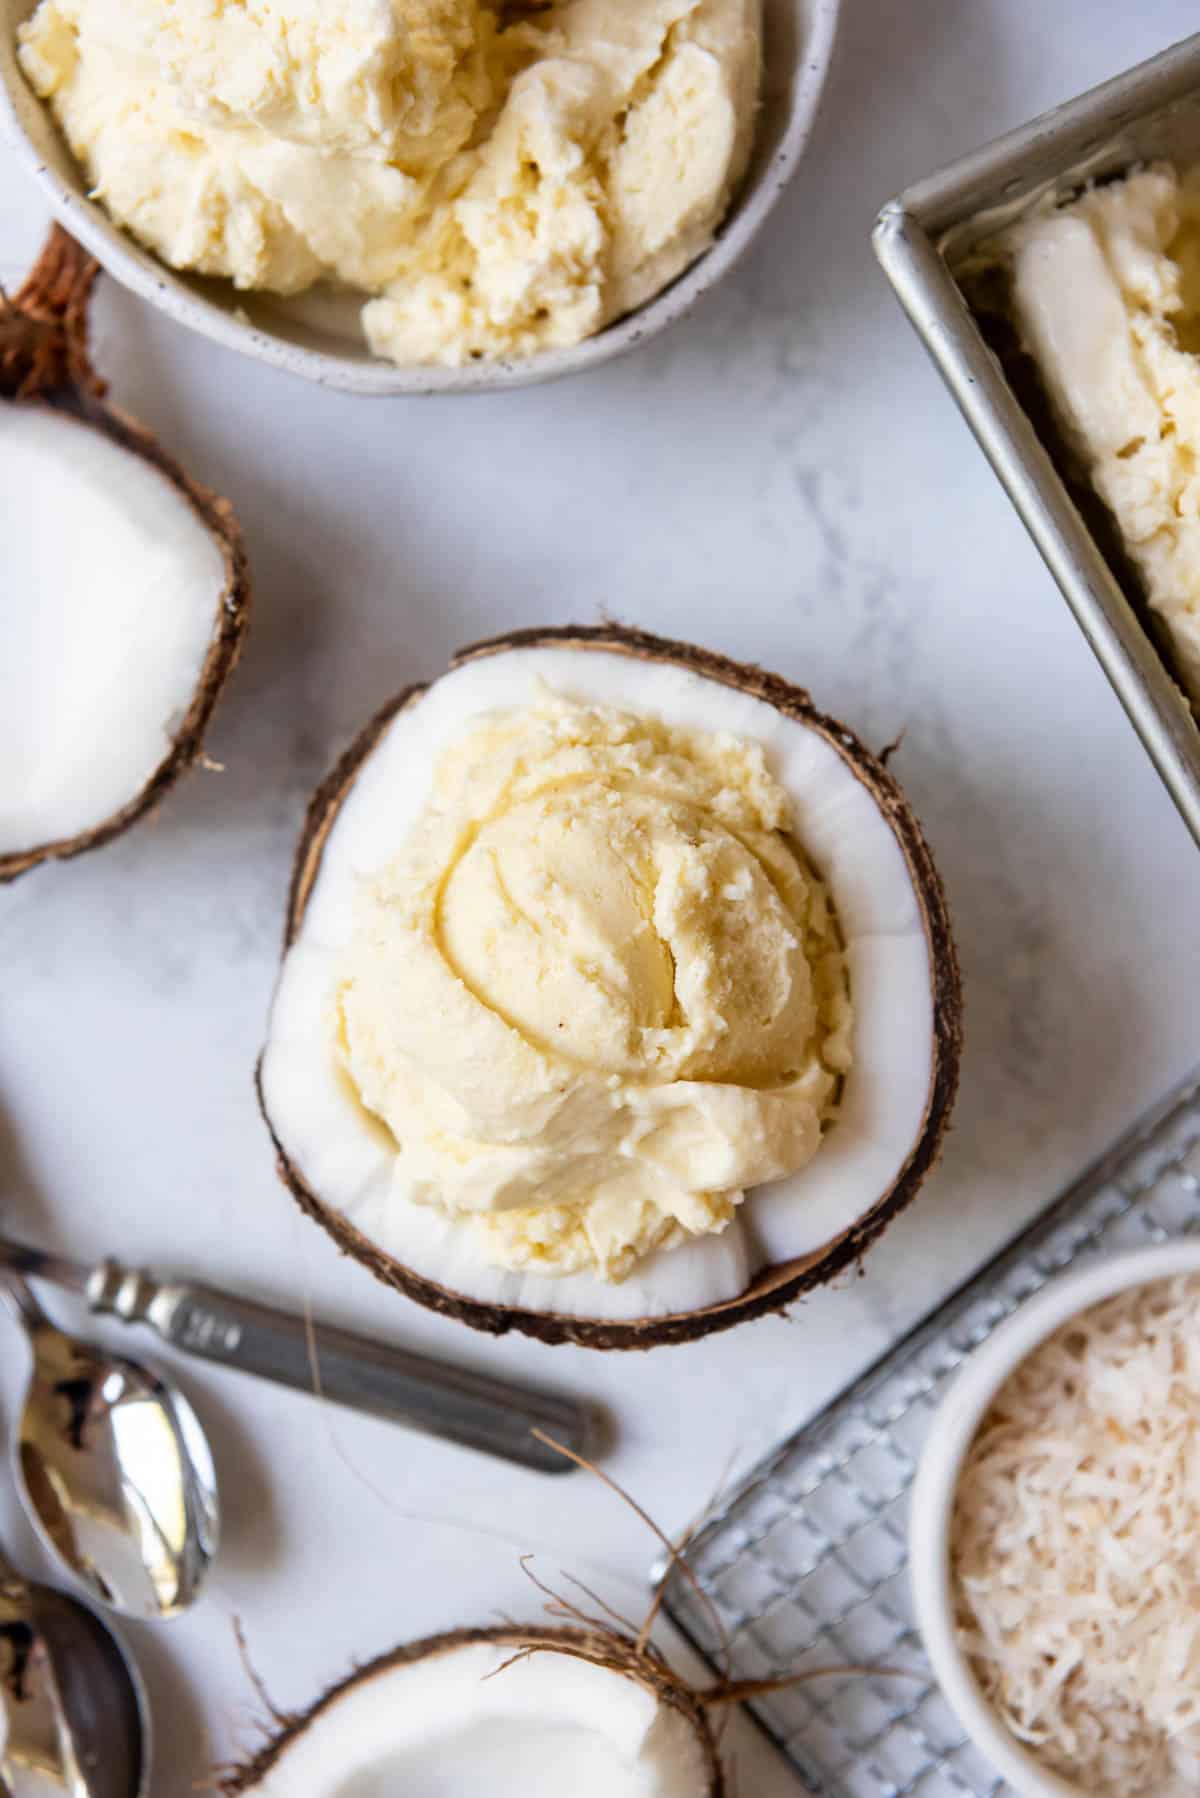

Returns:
3,1277,219,1620
0,1554,148,1797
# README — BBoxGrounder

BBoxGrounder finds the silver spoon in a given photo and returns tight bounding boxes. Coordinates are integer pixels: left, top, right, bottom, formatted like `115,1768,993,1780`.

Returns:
0,1546,148,1796
0,1274,218,1621
0,1236,591,1475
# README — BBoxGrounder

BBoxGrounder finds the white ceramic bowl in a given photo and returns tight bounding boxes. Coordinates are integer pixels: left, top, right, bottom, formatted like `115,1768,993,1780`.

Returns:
910,1237,1200,1797
0,0,839,394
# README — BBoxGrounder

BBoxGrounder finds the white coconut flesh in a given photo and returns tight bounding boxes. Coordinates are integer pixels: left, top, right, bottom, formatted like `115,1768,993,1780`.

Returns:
0,405,228,857
261,646,935,1321
240,1640,711,1797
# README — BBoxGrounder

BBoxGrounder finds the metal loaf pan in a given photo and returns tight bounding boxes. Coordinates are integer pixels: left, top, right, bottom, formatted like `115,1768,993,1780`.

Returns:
873,32,1200,847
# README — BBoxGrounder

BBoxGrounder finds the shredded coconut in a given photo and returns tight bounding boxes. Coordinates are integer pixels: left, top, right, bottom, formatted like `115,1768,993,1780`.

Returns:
950,1273,1200,1797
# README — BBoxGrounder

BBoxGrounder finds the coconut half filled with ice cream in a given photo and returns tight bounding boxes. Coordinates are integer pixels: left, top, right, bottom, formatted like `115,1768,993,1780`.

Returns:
258,627,961,1348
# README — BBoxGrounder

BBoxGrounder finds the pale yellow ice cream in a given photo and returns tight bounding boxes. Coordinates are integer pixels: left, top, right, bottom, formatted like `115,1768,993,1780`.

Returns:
335,690,852,1281
19,0,761,367
1008,165,1200,701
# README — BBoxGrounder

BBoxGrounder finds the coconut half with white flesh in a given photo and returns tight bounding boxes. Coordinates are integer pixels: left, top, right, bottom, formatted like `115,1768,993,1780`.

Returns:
0,228,249,881
259,626,961,1348
222,1625,724,1798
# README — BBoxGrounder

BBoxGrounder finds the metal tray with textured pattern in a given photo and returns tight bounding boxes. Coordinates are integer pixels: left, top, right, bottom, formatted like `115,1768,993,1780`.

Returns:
656,1068,1200,1795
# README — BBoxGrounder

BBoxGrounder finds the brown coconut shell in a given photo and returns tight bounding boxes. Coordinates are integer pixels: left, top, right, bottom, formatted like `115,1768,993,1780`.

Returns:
221,1622,725,1795
260,624,962,1350
0,227,250,882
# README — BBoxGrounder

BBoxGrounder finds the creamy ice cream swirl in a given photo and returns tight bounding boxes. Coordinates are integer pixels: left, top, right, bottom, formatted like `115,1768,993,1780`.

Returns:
336,690,851,1281
19,0,762,367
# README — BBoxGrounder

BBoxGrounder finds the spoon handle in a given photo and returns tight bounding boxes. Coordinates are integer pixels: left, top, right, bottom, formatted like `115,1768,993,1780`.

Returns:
83,1261,591,1476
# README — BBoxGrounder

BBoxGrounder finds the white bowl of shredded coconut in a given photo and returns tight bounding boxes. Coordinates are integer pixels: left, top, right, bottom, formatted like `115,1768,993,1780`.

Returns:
911,1239,1200,1798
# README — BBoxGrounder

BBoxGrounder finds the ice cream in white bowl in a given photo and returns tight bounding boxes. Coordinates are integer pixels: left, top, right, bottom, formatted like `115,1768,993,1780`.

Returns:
910,1238,1200,1798
0,0,838,394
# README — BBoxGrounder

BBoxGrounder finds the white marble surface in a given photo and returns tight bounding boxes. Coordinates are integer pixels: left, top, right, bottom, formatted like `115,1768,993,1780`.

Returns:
3,2,1200,1791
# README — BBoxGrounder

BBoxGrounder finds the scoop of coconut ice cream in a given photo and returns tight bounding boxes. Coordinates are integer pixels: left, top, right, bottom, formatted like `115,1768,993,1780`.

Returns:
21,0,501,163
334,690,851,1281
19,0,761,363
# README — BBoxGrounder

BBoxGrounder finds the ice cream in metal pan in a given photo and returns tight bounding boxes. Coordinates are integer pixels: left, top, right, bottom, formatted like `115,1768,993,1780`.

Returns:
874,31,1200,849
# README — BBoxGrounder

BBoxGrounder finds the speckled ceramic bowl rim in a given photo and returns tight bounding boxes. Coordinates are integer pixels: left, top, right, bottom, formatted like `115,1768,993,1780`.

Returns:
910,1238,1200,1798
0,0,839,394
